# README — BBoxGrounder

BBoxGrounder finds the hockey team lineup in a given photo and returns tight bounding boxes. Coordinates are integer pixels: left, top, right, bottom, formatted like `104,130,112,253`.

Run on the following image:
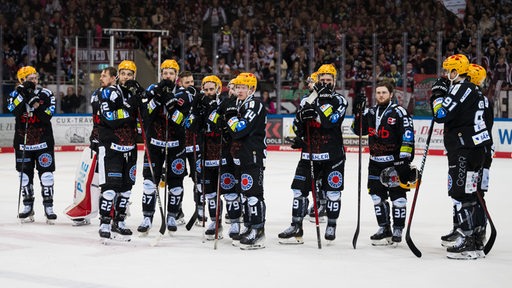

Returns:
5,56,496,260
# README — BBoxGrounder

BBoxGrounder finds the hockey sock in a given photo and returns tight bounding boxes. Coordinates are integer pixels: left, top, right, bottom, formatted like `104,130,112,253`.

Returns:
99,190,115,217
291,192,308,222
225,193,242,220
392,197,407,228
40,172,54,207
372,195,390,227
454,199,476,234
325,191,341,220
167,186,184,214
114,191,131,219
247,196,266,229
142,179,156,217
206,192,223,219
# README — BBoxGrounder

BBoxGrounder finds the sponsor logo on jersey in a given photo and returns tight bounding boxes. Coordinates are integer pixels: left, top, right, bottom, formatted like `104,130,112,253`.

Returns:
129,165,137,182
447,174,453,191
171,158,186,175
38,153,52,168
221,173,236,190
328,171,343,189
387,117,396,125
241,173,253,191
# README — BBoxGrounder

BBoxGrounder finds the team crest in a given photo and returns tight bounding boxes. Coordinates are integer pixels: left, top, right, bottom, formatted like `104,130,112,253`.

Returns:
387,117,396,125
129,165,137,182
195,159,202,174
241,174,253,191
220,173,236,190
447,175,453,191
38,153,52,168
328,171,343,189
172,158,186,175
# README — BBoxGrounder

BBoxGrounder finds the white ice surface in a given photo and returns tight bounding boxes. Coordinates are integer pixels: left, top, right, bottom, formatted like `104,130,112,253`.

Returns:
0,151,510,288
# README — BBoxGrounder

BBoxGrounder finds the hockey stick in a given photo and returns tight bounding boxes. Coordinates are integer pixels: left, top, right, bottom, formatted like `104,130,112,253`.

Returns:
352,96,366,249
186,133,199,230
405,119,435,258
138,110,166,236
475,191,496,255
17,111,31,219
214,136,223,249
306,123,322,249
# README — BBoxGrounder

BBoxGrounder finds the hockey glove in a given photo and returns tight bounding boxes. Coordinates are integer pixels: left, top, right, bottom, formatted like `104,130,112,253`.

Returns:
187,86,197,97
298,103,317,122
200,93,218,110
155,79,175,98
431,77,450,98
353,93,366,115
164,96,178,111
219,96,238,120
124,80,145,97
394,161,414,186
314,82,333,98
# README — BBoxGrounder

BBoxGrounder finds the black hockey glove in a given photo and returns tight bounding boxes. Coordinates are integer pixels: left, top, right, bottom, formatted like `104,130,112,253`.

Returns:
314,82,333,97
124,80,145,97
298,102,317,122
286,136,305,149
353,92,366,115
200,93,218,110
219,96,238,120
187,86,197,97
155,79,175,98
431,77,450,98
18,81,36,99
394,160,413,184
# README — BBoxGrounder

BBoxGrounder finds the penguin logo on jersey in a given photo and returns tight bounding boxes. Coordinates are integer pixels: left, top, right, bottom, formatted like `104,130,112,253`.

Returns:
172,158,186,175
221,173,236,190
38,153,52,168
447,174,453,192
195,159,202,174
241,174,253,191
328,171,343,189
129,165,137,182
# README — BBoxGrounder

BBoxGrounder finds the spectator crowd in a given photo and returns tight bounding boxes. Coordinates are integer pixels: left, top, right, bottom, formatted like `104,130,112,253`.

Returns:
2,0,512,112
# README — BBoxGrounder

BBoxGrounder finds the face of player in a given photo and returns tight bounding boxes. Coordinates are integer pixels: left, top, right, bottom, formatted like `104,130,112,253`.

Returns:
235,84,253,100
228,83,236,97
100,70,116,88
375,85,392,106
161,68,177,82
318,74,334,87
118,69,135,85
202,82,217,98
180,75,194,88
25,73,39,85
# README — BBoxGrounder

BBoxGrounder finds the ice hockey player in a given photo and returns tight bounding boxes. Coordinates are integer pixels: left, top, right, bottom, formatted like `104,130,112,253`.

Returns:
439,63,494,259
278,64,348,244
96,62,144,240
351,80,416,246
218,73,267,250
430,54,492,259
8,66,57,224
185,75,240,240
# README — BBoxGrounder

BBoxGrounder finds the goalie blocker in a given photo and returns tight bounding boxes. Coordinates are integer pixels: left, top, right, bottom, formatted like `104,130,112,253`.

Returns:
63,147,100,225
380,165,419,189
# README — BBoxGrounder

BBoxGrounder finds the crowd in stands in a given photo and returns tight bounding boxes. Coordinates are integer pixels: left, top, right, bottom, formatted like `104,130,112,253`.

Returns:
2,0,512,105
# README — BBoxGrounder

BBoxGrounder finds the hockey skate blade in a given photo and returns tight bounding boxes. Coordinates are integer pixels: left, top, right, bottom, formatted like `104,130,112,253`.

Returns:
205,234,223,241
240,242,265,250
441,240,456,248
475,250,486,259
72,219,91,226
19,216,35,224
371,238,393,246
446,251,478,260
278,237,304,245
46,219,56,225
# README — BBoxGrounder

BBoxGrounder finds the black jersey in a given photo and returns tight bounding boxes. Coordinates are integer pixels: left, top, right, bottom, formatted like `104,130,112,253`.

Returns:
143,84,192,147
89,88,101,147
295,91,348,160
434,79,491,151
8,85,56,149
98,85,137,150
353,102,415,161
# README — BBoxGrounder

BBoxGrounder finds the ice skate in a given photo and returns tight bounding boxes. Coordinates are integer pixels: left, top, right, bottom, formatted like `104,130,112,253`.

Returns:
278,223,304,244
18,204,35,223
167,215,178,233
474,226,486,259
204,219,223,241
99,223,111,240
446,229,477,260
176,209,186,226
441,229,459,248
228,222,240,239
231,225,250,247
370,225,393,246
240,227,265,250
391,227,403,244
324,224,336,242
44,206,57,225
72,218,91,226
137,217,152,236
194,206,208,227
112,220,132,242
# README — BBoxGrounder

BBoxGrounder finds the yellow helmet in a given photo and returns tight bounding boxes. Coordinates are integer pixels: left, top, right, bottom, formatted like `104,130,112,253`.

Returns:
442,54,469,75
317,64,337,78
161,59,180,73
236,72,257,90
201,75,222,94
118,60,137,73
467,63,487,87
17,66,37,83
